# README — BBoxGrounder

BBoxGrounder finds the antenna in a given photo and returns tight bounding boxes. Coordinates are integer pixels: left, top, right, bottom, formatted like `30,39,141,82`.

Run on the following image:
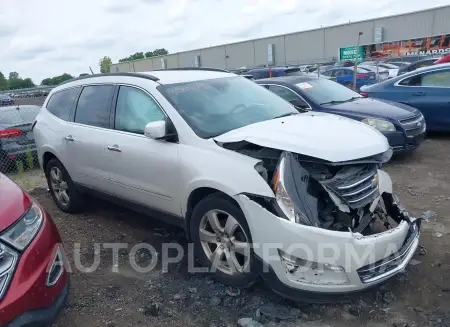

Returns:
89,66,94,74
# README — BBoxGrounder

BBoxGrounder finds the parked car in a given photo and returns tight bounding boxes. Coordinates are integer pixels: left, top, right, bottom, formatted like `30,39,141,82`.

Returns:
361,63,450,131
333,60,354,68
376,63,400,78
0,172,69,326
434,54,450,64
256,76,425,153
0,105,40,172
397,57,440,75
321,67,376,89
247,67,304,79
359,65,390,81
0,94,14,106
34,69,421,300
383,55,433,65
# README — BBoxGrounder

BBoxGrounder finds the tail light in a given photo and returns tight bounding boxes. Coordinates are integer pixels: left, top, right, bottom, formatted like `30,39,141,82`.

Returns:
357,73,368,78
0,129,22,138
360,92,369,97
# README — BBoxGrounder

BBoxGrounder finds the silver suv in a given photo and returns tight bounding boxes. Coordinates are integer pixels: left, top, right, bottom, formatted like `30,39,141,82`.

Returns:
34,69,420,301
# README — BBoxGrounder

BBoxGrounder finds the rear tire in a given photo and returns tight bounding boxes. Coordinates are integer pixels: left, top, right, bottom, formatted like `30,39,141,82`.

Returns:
45,158,84,213
190,193,258,288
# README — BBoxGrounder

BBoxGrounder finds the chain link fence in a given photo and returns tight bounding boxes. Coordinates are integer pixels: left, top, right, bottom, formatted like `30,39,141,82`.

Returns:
0,103,43,190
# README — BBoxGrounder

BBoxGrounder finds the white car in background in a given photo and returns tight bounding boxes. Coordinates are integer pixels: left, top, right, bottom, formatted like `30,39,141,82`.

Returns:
359,65,390,81
33,69,421,301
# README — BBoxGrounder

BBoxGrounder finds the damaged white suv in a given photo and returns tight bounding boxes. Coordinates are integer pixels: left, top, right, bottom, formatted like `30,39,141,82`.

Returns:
34,68,421,301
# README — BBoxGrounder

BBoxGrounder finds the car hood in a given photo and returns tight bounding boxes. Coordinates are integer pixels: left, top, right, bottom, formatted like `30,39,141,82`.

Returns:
214,112,389,163
322,98,416,120
0,174,32,232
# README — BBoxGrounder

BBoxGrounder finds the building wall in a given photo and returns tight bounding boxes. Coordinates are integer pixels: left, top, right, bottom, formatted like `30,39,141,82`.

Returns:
111,5,450,72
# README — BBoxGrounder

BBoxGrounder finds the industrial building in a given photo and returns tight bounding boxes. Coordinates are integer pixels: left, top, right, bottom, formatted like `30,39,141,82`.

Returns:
111,5,450,73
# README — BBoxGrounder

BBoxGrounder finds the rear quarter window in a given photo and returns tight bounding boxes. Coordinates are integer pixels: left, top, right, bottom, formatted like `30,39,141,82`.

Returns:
46,87,80,121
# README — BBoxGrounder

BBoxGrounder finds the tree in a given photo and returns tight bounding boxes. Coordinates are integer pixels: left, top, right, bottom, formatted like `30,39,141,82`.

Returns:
99,56,113,73
8,76,35,89
0,72,7,91
40,73,74,86
119,52,146,62
145,48,169,58
9,72,19,80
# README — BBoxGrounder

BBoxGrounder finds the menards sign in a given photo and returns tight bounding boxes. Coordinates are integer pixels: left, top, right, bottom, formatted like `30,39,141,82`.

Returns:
406,47,450,56
339,33,450,60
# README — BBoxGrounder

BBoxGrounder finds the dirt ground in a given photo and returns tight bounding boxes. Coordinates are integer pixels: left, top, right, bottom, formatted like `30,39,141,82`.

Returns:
13,97,450,327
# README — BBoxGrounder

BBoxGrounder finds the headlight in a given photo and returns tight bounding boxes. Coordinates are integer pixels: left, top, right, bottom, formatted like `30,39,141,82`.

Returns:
272,152,320,227
0,202,43,251
0,243,18,300
362,118,396,132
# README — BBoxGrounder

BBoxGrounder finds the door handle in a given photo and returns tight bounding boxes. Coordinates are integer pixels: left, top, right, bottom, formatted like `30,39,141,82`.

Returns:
107,145,122,152
412,92,426,96
64,135,74,141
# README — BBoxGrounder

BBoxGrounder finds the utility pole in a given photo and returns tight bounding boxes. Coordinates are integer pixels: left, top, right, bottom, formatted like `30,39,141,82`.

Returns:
353,32,363,90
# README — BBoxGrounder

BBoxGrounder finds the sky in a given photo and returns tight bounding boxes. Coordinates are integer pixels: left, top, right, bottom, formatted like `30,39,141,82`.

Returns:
0,0,448,84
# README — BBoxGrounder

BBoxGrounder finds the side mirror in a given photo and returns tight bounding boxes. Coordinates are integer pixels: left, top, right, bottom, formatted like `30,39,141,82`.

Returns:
289,98,309,109
144,121,167,139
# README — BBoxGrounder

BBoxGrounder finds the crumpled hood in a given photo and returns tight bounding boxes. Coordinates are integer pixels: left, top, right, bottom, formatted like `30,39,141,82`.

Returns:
214,112,390,163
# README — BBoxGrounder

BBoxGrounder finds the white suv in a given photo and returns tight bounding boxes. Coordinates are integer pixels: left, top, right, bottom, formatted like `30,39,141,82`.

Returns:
34,69,421,301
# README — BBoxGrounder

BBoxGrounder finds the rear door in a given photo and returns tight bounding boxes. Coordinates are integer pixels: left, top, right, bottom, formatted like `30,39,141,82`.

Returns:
398,68,450,131
65,84,115,189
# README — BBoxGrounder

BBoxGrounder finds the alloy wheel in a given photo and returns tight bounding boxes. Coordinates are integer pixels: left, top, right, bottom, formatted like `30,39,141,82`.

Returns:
49,167,70,206
199,209,251,275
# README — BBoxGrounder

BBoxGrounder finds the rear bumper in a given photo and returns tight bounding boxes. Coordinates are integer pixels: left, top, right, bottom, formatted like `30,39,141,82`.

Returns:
4,280,69,327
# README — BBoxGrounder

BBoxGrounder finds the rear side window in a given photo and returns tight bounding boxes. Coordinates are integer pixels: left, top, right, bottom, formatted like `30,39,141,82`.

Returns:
46,87,80,121
74,85,114,128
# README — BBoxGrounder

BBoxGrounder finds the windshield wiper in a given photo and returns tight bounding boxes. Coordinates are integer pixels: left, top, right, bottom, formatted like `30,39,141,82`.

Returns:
273,112,299,119
346,96,363,102
319,100,347,105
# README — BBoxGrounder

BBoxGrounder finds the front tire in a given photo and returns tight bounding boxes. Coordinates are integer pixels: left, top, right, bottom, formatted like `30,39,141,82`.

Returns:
45,158,84,213
190,193,257,288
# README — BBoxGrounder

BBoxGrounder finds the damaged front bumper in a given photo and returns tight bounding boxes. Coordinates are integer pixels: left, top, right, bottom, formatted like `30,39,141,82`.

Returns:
235,170,421,300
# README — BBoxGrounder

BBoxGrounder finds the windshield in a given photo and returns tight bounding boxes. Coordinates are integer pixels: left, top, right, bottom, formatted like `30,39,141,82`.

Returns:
295,78,362,104
158,76,298,138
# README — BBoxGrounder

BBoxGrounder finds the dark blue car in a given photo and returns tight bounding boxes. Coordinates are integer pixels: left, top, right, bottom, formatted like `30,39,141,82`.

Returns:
361,64,450,131
247,67,303,80
321,67,377,90
256,76,426,153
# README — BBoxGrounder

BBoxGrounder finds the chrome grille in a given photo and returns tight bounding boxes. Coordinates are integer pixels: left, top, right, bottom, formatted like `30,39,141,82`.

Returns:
357,224,419,283
0,243,18,300
399,113,425,137
320,164,379,209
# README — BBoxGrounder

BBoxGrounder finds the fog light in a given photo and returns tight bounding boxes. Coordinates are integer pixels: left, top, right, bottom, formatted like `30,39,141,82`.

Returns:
46,247,64,287
278,249,349,285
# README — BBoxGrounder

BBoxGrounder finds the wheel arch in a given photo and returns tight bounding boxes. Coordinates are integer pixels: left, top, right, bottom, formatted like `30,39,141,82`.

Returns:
184,186,241,240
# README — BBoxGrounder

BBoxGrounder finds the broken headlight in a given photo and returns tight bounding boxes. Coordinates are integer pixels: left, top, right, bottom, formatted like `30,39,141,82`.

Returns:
272,152,320,227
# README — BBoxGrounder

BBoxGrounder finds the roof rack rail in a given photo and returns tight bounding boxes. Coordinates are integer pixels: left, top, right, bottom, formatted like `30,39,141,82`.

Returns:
58,72,160,86
152,67,230,73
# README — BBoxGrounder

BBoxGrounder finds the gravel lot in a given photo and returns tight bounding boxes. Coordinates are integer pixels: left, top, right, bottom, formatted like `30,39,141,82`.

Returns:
12,97,450,327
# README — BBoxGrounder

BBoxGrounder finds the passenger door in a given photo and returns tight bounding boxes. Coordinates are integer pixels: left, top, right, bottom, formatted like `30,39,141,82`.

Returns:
104,85,180,215
64,85,115,189
399,69,450,131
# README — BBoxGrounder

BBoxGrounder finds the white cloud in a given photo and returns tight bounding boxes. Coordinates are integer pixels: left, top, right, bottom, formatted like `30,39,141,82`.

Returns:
0,0,447,84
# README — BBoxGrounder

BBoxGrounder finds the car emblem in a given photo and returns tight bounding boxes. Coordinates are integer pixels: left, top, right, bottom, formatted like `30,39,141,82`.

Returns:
417,122,421,127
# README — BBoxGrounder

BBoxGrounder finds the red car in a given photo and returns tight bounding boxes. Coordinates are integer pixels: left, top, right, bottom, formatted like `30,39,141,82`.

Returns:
0,173,69,326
